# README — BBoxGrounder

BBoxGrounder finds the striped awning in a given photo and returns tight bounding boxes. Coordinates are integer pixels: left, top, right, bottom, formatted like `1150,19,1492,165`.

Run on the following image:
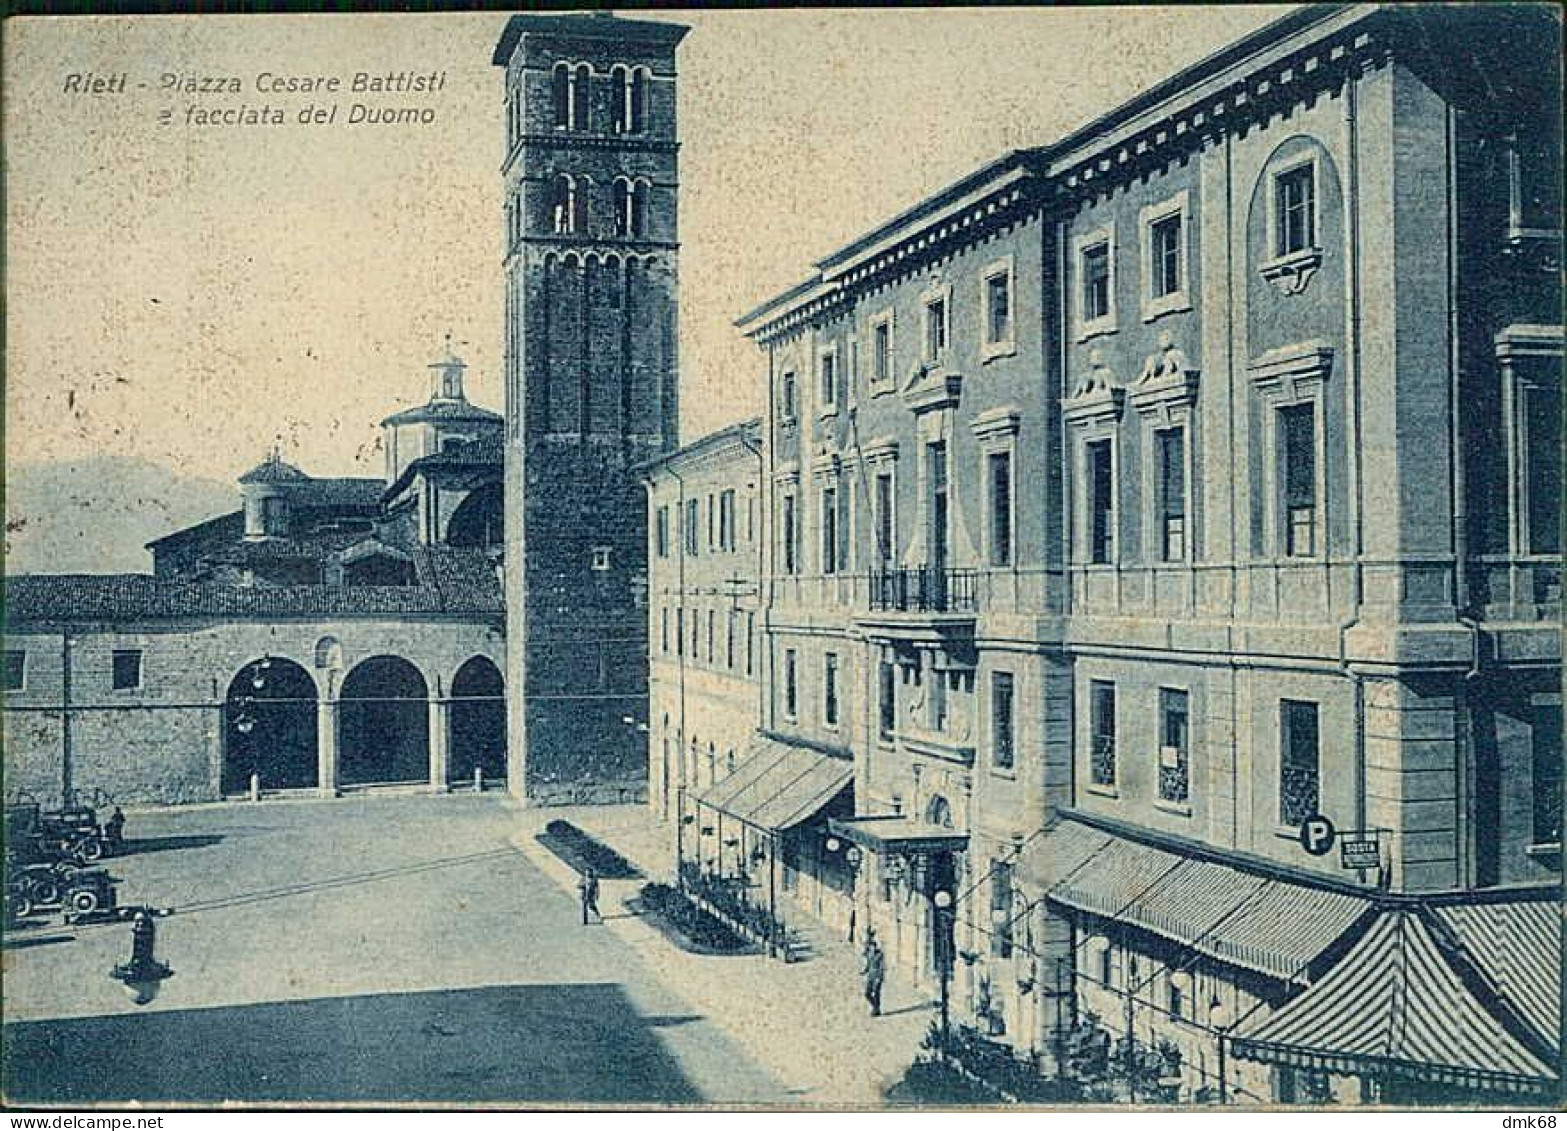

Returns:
1430,900,1562,1059
1029,818,1372,983
691,736,852,833
1231,909,1558,1094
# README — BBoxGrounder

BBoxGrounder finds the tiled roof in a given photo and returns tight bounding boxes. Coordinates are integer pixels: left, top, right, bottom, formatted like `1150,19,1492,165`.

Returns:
383,436,505,499
289,477,385,508
5,559,502,624
145,510,244,549
380,399,502,427
239,455,309,484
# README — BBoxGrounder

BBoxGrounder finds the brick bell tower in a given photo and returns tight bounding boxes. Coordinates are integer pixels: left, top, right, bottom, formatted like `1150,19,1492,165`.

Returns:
493,11,688,804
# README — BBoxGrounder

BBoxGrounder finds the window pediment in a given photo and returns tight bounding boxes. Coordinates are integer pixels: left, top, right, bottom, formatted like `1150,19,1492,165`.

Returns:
901,361,963,416
1130,332,1199,419
1064,349,1125,428
1249,340,1334,402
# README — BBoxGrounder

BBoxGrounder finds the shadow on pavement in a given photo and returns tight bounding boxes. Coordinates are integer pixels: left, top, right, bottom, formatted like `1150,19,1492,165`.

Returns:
0,933,76,951
112,834,226,858
3,982,708,1105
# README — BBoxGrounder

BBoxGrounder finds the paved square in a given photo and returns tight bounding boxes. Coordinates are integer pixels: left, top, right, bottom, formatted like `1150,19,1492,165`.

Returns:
2,794,782,1105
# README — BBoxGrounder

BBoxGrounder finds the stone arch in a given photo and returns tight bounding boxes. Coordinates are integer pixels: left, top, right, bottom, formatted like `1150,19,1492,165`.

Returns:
223,656,318,794
446,482,503,547
314,635,343,672
339,655,429,786
449,655,505,786
926,794,954,828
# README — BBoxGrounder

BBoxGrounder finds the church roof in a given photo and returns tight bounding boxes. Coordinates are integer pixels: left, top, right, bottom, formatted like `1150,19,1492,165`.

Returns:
239,453,310,484
6,549,502,624
380,399,502,427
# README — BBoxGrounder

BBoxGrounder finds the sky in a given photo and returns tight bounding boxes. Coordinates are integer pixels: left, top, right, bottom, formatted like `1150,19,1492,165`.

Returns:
5,6,1287,490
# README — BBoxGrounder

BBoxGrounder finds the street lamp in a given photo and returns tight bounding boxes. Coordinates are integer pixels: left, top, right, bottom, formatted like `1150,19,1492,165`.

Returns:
1209,995,1232,1105
110,907,173,1005
932,887,955,1050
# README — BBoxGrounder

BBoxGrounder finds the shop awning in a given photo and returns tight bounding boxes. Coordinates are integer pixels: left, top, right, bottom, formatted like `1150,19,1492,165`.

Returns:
828,814,970,855
1429,900,1561,1060
690,735,852,833
1027,817,1373,984
1230,909,1558,1094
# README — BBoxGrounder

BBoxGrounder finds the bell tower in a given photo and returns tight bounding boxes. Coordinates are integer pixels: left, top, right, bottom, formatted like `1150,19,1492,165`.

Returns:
494,11,688,804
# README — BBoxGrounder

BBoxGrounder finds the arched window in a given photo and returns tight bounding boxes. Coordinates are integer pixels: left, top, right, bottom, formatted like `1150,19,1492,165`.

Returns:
572,63,591,132
551,63,570,129
630,180,648,238
572,174,591,235
610,66,629,134
629,67,649,133
613,179,631,236
551,175,575,234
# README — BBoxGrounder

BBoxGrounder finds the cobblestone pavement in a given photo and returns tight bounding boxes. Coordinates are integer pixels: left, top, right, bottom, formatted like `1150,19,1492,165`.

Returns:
512,803,938,1106
2,793,781,1106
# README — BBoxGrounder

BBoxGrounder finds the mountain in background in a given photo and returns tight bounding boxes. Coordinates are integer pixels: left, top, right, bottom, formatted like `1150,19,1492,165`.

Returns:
4,456,238,576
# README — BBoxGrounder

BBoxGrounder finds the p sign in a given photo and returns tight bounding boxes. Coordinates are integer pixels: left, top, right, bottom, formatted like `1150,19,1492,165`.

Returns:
1298,814,1336,857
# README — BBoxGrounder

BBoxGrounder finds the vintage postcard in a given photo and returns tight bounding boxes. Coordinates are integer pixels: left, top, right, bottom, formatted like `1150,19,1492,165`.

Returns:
2,3,1562,1115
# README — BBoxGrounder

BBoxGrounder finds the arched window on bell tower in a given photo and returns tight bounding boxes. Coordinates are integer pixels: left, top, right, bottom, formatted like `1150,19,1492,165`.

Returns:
613,178,649,238
551,175,576,234
629,66,649,133
610,66,629,133
572,63,592,131
551,63,570,129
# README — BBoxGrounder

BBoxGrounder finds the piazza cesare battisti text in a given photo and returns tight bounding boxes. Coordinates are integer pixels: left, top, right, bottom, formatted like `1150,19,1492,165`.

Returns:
61,71,449,94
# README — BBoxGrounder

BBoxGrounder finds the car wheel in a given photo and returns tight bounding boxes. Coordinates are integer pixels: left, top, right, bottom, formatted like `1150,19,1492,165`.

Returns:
70,889,100,916
14,893,35,919
31,877,61,906
77,839,105,863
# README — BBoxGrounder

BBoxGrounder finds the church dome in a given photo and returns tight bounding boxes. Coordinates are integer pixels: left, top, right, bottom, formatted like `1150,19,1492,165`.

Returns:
239,449,309,484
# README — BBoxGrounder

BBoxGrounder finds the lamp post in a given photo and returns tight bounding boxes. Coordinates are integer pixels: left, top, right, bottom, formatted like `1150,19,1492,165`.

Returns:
932,887,955,1050
110,906,174,1005
1209,996,1232,1105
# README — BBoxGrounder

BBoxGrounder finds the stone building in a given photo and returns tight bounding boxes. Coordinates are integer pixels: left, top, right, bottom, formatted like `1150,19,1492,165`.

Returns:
493,11,688,806
683,2,1559,1105
3,349,507,805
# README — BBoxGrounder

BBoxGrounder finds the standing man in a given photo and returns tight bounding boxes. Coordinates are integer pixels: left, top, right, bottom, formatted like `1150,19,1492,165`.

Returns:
580,867,600,925
862,927,886,1016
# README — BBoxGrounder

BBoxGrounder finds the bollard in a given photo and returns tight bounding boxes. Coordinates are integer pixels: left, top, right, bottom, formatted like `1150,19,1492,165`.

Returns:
248,773,261,803
473,766,484,794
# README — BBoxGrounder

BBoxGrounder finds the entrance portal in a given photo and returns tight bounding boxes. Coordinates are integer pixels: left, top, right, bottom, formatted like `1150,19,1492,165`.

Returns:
339,656,429,786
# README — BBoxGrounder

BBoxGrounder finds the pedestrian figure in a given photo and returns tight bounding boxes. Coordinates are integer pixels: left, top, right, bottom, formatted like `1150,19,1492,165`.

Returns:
103,807,126,851
580,867,600,925
862,928,886,1016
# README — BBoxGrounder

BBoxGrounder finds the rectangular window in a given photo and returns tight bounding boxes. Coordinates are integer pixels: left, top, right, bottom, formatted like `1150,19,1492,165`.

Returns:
992,671,1016,771
988,451,1013,567
784,648,798,720
822,486,839,575
4,649,24,692
745,612,755,676
824,652,840,727
1150,214,1182,298
690,606,699,656
685,497,700,557
990,860,1015,958
1088,439,1114,564
925,296,947,359
112,648,142,691
781,493,797,574
1526,381,1562,555
931,669,949,733
1275,164,1316,257
1280,700,1320,827
1081,241,1111,322
676,608,684,656
1158,689,1190,804
928,441,949,570
985,271,1011,346
780,371,797,421
1090,680,1116,787
873,320,893,385
707,493,716,550
655,505,669,558
1157,427,1186,562
1280,403,1316,557
707,609,715,663
661,608,669,654
1533,704,1563,845
878,661,896,741
726,610,736,669
820,351,837,410
720,489,737,551
873,472,895,564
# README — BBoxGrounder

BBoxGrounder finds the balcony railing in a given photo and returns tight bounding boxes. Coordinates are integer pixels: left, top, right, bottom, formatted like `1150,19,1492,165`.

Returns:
868,566,979,613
